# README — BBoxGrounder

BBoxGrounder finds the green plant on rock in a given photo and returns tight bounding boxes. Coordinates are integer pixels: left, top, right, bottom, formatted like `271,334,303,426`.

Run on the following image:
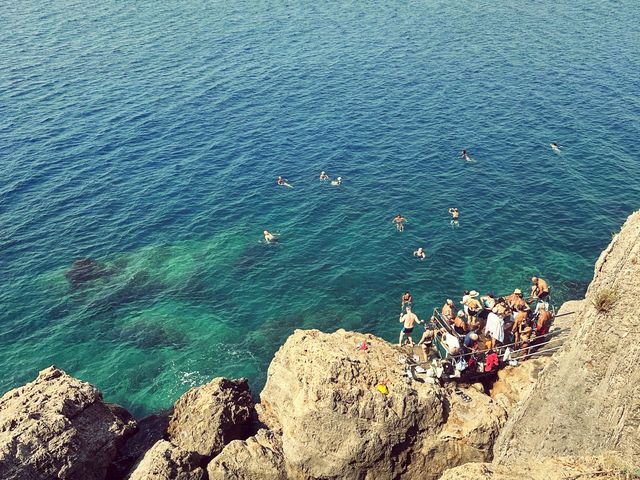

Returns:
591,287,618,313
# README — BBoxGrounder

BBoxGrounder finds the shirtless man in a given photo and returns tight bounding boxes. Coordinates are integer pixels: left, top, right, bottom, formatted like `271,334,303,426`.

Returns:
506,288,529,311
319,171,329,181
399,306,422,347
448,207,459,220
461,149,471,161
550,142,561,152
401,291,413,314
441,299,456,322
393,214,407,232
535,303,552,336
530,276,550,301
413,247,426,260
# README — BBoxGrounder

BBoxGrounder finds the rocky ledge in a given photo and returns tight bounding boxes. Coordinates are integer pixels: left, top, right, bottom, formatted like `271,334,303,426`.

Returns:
1,211,639,479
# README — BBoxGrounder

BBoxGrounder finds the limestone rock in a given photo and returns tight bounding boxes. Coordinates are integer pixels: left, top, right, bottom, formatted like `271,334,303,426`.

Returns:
127,440,205,480
207,429,286,480
438,451,632,479
258,329,507,480
0,366,136,480
494,211,640,464
168,377,254,461
108,412,171,480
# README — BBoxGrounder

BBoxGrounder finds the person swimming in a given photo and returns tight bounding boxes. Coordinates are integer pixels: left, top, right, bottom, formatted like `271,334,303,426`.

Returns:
550,142,561,152
263,230,277,243
393,214,407,232
461,149,472,161
319,171,329,181
331,176,342,186
413,247,426,260
448,207,460,226
277,176,293,188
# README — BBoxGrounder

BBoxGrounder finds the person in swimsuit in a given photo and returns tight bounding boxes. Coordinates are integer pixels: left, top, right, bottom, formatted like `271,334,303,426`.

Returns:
550,143,561,152
399,306,423,347
319,171,329,181
461,149,471,161
413,247,426,260
530,276,550,301
331,176,342,186
393,214,407,232
401,291,413,313
448,207,459,226
263,230,276,243
277,176,292,187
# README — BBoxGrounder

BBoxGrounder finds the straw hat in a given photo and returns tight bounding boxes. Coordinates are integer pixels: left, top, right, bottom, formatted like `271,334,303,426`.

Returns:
514,288,522,295
469,290,479,297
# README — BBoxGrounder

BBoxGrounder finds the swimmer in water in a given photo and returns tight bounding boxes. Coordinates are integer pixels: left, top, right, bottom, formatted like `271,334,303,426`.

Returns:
277,176,293,188
263,230,277,243
319,171,329,181
550,142,561,152
393,213,407,232
448,207,460,226
413,247,426,260
331,176,342,186
461,149,472,161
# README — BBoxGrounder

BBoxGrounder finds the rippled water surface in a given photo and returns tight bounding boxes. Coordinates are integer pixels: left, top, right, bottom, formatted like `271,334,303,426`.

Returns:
1,1,639,415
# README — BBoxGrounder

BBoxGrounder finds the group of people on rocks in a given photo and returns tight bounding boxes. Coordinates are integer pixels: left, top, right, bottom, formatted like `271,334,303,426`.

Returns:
399,276,553,365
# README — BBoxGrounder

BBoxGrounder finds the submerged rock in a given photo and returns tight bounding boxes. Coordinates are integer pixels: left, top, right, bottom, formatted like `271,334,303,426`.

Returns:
168,378,255,462
0,366,136,480
65,257,110,285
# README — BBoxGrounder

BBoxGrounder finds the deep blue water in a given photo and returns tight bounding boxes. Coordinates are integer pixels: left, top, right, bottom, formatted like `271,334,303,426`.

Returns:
1,0,639,416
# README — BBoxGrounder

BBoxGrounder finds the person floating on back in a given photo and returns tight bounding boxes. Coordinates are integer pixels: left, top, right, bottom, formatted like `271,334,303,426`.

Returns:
331,176,342,186
263,230,277,243
319,171,329,181
413,247,426,260
550,142,561,152
277,176,293,188
393,213,407,232
399,306,423,347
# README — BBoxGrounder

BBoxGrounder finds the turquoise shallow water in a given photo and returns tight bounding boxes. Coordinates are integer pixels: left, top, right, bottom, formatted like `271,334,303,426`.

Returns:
1,1,639,416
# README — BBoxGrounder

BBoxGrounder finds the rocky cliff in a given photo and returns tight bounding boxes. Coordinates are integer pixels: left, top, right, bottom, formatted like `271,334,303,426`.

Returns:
0,366,136,480
492,211,640,465
3,212,639,480
215,328,507,480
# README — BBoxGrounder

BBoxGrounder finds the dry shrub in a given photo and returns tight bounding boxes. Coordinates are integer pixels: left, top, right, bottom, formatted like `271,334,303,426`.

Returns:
591,287,618,313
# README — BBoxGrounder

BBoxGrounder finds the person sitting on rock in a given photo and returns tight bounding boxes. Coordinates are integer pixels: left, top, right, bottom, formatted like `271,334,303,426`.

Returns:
462,331,479,355
399,306,423,347
530,276,550,301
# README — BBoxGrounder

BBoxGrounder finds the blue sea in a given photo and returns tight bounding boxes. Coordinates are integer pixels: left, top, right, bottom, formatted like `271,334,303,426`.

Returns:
1,1,638,416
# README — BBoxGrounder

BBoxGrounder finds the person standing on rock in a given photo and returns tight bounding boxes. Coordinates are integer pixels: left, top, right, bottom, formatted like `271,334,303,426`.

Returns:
399,306,423,347
530,276,550,301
